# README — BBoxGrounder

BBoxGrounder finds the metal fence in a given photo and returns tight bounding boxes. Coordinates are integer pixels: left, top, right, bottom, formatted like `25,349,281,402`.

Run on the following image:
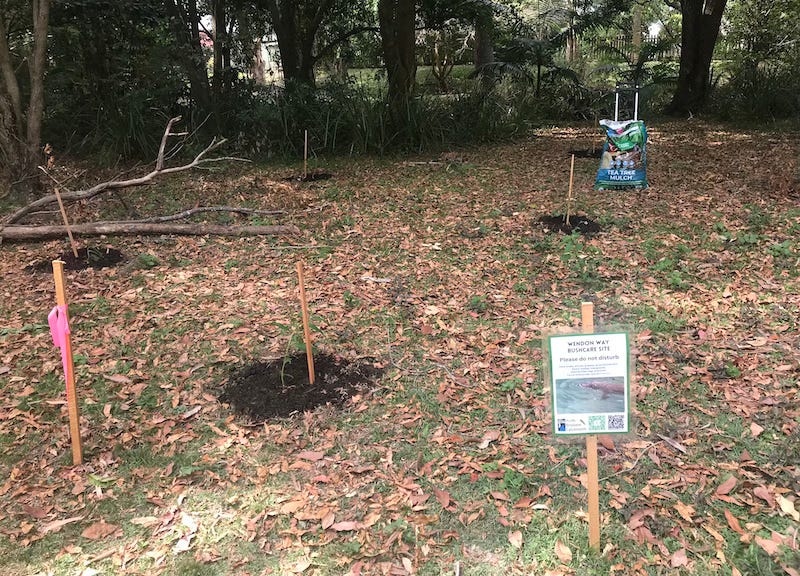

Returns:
580,34,680,60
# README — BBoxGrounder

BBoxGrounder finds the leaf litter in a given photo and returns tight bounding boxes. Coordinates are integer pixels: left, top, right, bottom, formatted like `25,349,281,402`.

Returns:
0,120,798,575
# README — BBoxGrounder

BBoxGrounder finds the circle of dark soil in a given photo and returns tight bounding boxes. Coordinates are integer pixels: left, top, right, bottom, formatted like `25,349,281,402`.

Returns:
220,353,383,421
283,171,333,183
27,247,125,272
539,214,602,235
568,148,602,158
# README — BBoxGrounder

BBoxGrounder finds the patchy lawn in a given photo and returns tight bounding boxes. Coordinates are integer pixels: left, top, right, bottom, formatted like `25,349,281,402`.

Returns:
1,120,799,576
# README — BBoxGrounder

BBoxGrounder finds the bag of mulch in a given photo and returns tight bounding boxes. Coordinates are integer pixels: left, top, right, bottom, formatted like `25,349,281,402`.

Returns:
594,119,648,189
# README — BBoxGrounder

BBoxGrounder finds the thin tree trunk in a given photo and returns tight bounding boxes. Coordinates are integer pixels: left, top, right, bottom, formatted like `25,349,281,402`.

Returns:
631,3,643,62
26,0,50,168
474,9,495,89
252,40,268,84
165,0,212,114
212,0,227,96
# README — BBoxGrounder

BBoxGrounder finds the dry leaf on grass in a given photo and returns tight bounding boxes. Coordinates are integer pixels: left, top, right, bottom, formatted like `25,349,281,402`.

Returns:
81,520,119,540
554,540,572,564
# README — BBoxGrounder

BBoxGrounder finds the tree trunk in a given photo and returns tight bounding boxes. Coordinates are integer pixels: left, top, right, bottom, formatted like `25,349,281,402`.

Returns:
0,0,50,199
474,9,495,89
265,0,333,87
667,0,727,115
165,0,213,114
378,0,416,108
1,222,300,241
252,40,268,85
565,19,579,62
212,0,229,97
631,3,643,62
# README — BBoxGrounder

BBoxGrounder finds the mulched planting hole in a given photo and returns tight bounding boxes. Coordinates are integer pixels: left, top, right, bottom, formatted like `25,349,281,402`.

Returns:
283,171,333,183
27,247,125,272
220,353,383,421
568,148,602,159
538,214,602,235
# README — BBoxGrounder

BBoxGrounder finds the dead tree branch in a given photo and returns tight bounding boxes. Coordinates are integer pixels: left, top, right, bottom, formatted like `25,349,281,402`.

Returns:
4,116,249,225
0,222,300,241
123,206,286,224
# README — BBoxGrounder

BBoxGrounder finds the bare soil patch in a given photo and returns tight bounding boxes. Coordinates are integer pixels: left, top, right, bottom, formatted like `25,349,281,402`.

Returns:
538,214,601,235
26,246,125,272
220,353,383,421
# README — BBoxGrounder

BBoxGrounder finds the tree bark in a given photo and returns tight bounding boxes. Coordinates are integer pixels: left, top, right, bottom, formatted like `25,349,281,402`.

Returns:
5,118,246,226
473,8,495,89
378,0,416,108
667,0,727,115
165,0,213,114
0,0,50,198
265,0,333,87
0,222,300,241
631,2,643,62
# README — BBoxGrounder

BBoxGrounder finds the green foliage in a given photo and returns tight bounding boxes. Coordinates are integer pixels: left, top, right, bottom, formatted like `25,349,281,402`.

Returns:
710,0,800,119
466,294,489,313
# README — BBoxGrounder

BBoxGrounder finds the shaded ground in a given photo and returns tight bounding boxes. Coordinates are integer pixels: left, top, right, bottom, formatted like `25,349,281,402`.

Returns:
538,214,601,235
26,246,124,271
283,171,333,183
220,353,382,421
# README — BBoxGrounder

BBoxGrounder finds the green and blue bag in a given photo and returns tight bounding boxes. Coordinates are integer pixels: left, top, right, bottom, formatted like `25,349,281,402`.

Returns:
594,119,648,190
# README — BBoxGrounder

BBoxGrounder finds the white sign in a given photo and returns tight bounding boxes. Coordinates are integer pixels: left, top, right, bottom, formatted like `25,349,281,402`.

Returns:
549,332,630,435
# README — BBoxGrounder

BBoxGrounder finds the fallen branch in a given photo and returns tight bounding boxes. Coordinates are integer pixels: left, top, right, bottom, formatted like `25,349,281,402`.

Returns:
121,206,286,224
0,222,300,241
4,116,249,226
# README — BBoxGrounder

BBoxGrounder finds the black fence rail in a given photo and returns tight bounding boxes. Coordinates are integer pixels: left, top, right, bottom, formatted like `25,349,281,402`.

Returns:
580,34,680,60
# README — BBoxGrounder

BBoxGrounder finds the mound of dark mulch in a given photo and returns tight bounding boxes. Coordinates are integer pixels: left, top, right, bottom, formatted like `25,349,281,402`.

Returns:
27,247,125,272
568,148,602,159
220,353,383,421
283,171,333,183
538,214,602,235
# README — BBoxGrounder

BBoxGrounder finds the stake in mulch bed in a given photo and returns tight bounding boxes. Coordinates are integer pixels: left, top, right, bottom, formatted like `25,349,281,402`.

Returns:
283,130,333,182
28,246,125,272
538,214,601,235
538,153,602,236
220,261,382,422
568,147,602,158
220,354,382,421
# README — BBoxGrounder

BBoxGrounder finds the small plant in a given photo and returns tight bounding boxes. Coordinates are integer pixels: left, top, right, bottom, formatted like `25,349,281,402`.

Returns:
725,363,742,378
466,295,489,313
85,245,106,264
343,290,361,309
500,377,524,392
135,253,160,269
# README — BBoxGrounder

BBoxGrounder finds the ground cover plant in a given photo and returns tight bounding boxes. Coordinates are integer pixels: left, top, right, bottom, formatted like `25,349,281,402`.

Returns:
0,120,799,575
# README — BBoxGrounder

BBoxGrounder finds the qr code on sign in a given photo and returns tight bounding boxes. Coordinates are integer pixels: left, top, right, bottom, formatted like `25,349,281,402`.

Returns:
607,414,625,431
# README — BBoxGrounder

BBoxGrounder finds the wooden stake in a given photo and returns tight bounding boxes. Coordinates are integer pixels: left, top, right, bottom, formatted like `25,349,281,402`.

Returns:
52,260,83,465
582,301,600,551
53,182,79,259
296,261,315,384
566,154,575,227
303,130,308,180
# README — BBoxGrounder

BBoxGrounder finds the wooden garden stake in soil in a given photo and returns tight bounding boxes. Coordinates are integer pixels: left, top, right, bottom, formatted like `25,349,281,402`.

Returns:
44,168,79,258
296,261,315,384
566,154,575,227
303,130,308,180
51,260,83,465
582,301,600,551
